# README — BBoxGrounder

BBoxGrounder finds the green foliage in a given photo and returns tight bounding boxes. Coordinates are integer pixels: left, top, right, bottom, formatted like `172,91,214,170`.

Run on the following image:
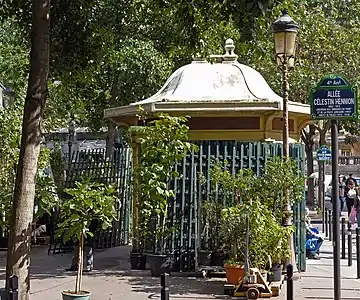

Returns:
56,180,118,243
34,174,58,220
49,38,174,131
201,200,223,249
131,113,198,253
49,143,66,193
258,157,306,222
210,157,304,269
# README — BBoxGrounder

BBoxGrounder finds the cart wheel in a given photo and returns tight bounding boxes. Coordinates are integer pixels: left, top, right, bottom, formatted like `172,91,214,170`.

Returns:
246,287,259,299
201,270,207,278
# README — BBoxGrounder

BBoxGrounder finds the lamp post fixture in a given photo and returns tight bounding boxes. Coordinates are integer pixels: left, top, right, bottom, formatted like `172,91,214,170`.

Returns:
272,9,299,270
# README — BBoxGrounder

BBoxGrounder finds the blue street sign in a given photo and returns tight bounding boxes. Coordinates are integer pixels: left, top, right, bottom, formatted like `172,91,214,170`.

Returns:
317,145,331,161
310,74,358,120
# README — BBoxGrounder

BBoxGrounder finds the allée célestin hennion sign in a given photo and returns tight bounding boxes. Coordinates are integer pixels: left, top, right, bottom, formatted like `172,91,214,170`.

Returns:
310,75,358,120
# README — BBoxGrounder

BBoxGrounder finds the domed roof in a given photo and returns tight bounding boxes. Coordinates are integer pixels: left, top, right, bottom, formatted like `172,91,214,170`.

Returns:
132,39,282,106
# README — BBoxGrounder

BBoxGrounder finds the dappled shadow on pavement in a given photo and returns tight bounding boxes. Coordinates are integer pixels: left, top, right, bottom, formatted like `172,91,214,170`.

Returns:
121,273,225,296
1,245,227,298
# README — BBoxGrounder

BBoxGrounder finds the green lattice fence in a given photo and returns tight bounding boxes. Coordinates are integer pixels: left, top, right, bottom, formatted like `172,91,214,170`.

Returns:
49,146,132,254
147,141,306,272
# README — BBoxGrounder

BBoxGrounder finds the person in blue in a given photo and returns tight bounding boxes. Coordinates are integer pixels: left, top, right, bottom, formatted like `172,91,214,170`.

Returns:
305,208,323,260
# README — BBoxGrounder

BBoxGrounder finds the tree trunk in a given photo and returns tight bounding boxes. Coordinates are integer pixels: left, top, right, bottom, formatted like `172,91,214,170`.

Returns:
5,1,50,299
305,145,315,205
75,232,84,293
302,125,316,206
106,83,119,156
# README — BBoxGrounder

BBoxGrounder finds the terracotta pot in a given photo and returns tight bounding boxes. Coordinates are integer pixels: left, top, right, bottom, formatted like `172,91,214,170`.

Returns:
224,264,245,284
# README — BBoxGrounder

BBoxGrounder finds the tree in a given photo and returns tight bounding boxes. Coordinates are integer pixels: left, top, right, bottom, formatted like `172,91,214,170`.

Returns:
57,180,117,295
5,1,50,299
229,0,360,205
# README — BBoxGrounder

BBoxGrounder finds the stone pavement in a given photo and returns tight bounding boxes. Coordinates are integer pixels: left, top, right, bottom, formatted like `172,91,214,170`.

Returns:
1,226,359,300
291,221,360,300
0,246,285,300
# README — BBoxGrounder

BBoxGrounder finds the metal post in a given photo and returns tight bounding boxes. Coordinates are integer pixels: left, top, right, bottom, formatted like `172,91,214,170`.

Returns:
281,55,297,272
341,217,346,259
286,264,293,300
322,203,325,236
348,221,352,267
328,210,332,242
318,160,325,215
160,273,170,300
331,119,341,300
357,228,360,279
8,275,18,300
325,209,328,237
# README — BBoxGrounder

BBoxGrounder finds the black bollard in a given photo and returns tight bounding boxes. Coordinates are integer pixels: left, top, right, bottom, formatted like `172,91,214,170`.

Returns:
325,209,329,237
348,221,352,267
341,217,346,259
357,228,360,279
161,273,170,300
8,275,18,300
325,208,329,237
329,210,332,241
286,264,293,300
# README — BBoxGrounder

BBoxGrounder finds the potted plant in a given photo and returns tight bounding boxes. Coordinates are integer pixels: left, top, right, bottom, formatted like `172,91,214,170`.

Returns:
198,200,223,266
131,114,197,276
130,113,198,277
220,205,246,284
211,165,258,282
129,214,147,270
268,226,292,282
57,180,118,300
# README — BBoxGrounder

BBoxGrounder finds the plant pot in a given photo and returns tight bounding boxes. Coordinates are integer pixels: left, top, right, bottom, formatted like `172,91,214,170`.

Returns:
0,237,8,250
130,253,146,270
260,270,268,282
198,250,212,266
147,253,173,277
211,251,228,266
62,290,91,300
268,264,283,282
224,264,245,285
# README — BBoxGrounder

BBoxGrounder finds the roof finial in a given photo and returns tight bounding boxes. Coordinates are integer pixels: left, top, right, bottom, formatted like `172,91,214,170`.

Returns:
223,38,238,63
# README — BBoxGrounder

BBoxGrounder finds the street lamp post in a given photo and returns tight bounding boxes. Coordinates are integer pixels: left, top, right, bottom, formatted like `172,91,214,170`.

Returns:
272,9,299,271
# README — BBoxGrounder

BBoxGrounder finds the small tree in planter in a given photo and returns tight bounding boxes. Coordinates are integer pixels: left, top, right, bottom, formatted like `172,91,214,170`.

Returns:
57,180,118,300
198,199,223,266
212,165,257,284
130,113,198,276
267,224,292,282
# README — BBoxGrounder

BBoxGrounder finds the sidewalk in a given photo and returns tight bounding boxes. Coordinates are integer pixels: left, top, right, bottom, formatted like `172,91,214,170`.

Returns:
292,222,360,299
0,246,269,300
1,224,359,300
0,245,288,300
